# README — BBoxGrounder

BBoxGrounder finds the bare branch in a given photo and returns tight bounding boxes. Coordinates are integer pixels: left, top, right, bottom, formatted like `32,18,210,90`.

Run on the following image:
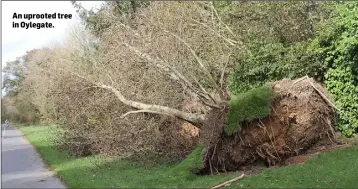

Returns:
210,2,236,38
69,71,206,124
122,42,180,80
211,174,245,189
103,9,141,37
121,110,175,118
188,74,218,104
122,42,219,105
162,29,217,87
220,52,232,89
191,18,239,47
199,98,221,109
117,22,141,37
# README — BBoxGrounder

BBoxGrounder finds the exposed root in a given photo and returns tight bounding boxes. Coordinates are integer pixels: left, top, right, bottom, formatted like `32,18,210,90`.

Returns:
198,77,335,174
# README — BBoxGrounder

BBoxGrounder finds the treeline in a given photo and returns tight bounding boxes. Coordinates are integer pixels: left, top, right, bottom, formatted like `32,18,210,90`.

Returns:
2,2,357,158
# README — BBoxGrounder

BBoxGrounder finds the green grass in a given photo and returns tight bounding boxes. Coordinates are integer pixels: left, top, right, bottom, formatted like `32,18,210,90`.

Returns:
226,84,275,134
18,125,236,188
20,125,358,188
231,145,358,188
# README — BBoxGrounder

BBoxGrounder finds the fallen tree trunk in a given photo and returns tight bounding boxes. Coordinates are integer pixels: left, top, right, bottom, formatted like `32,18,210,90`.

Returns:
70,71,206,124
99,83,206,124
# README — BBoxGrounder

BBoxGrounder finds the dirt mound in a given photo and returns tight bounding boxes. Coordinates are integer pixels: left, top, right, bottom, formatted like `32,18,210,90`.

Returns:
198,77,336,174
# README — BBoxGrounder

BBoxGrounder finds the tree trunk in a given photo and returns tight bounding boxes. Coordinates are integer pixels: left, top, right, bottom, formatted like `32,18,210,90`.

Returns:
99,83,206,124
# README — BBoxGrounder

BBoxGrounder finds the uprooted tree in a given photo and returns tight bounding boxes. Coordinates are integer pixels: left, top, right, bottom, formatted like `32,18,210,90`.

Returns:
4,1,355,164
9,2,241,157
66,2,239,125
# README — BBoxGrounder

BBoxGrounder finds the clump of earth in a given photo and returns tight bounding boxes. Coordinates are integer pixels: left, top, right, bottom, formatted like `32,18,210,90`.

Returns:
197,77,336,174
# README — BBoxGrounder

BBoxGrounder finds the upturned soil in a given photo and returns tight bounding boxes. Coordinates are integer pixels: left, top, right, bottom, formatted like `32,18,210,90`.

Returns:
198,77,336,174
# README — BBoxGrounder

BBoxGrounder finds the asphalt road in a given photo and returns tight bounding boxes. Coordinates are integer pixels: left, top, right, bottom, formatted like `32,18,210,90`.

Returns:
1,125,66,188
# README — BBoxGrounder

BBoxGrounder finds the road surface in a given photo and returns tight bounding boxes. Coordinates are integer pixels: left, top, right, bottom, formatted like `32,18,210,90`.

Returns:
1,125,66,188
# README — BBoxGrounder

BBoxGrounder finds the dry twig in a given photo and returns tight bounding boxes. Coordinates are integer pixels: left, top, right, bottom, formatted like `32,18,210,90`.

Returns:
294,76,340,111
211,174,245,189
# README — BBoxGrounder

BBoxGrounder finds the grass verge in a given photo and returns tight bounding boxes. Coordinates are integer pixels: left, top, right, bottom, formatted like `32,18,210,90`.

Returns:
226,84,275,135
19,124,358,188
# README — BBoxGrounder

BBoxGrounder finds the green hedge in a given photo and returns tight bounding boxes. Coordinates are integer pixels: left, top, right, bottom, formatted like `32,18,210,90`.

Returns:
313,2,358,137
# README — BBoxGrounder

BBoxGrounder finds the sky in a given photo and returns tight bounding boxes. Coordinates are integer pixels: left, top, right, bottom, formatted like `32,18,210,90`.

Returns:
2,1,104,69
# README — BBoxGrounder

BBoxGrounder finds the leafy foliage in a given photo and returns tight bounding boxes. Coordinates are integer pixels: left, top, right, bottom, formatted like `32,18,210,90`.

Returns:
226,84,275,135
228,41,324,94
226,2,330,94
312,2,358,137
71,1,149,37
2,58,25,94
226,2,358,137
2,57,40,123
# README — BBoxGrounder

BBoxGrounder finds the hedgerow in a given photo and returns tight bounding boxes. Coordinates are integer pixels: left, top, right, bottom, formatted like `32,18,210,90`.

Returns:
312,2,358,137
228,41,324,94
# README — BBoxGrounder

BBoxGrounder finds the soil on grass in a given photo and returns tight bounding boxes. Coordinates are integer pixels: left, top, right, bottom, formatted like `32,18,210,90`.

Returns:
280,142,351,166
198,77,337,174
217,142,352,177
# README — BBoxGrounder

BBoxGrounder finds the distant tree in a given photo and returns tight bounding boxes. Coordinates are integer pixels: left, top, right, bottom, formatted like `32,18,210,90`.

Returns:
2,57,25,95
71,1,149,37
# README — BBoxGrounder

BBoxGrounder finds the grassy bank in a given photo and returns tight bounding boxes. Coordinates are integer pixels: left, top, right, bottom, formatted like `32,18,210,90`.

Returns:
20,125,358,188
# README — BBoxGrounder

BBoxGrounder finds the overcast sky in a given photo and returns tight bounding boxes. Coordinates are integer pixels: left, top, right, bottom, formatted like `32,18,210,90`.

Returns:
2,1,103,69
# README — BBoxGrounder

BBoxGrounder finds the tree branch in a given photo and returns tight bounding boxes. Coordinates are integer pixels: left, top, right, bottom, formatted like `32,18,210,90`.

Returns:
220,51,232,89
211,174,245,189
210,2,236,38
121,110,175,118
190,18,239,47
162,29,218,87
188,74,218,104
69,71,206,124
122,42,220,105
